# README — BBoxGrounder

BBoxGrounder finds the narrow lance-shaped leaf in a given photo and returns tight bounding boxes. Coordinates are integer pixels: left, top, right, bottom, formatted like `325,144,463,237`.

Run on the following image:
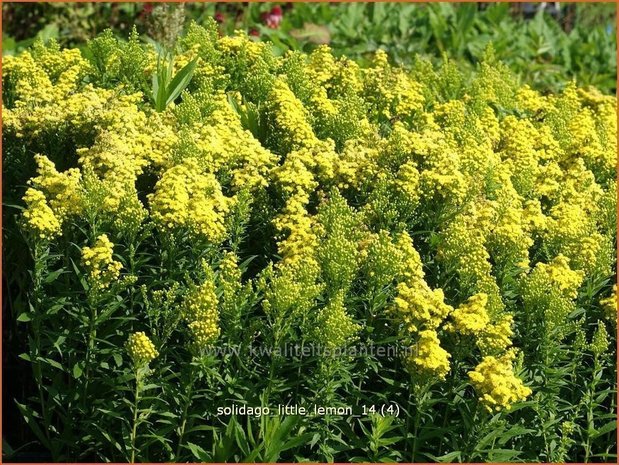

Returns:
165,58,198,107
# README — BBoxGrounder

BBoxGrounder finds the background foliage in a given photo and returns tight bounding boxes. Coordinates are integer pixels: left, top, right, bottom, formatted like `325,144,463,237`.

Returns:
2,2,617,94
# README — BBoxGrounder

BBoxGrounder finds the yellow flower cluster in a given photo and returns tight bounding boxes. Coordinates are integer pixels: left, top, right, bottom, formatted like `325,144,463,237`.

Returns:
395,161,421,206
362,230,423,292
468,350,532,411
313,291,360,349
438,202,504,314
30,155,83,219
272,195,321,269
184,271,221,350
270,141,339,271
3,42,90,110
21,188,61,240
476,314,514,355
527,255,584,300
543,199,612,278
444,292,515,358
188,318,220,350
185,278,217,322
446,293,490,336
521,255,584,341
126,331,159,366
406,329,451,380
81,234,122,289
393,231,425,282
267,78,318,152
219,251,242,318
6,44,163,238
20,155,83,240
364,50,425,120
390,233,455,379
149,160,235,243
599,285,617,322
334,139,381,190
394,282,453,334
260,260,324,332
174,94,278,190
218,32,266,63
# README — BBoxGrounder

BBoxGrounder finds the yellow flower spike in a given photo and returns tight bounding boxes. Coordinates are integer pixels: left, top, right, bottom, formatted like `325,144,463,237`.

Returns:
468,350,531,411
188,319,220,350
393,280,452,333
448,293,490,336
184,269,221,351
126,332,159,367
21,188,61,240
185,278,218,323
313,291,360,350
406,329,451,380
267,78,318,152
530,255,584,300
149,159,235,243
476,314,514,355
30,155,83,219
599,285,617,323
81,234,122,289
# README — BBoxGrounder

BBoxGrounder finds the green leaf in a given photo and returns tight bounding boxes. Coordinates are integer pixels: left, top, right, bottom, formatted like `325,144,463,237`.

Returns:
15,402,50,449
187,441,210,461
152,72,160,109
44,268,65,284
289,24,331,45
591,420,617,438
37,23,59,43
17,312,32,322
73,362,83,379
165,58,198,107
39,357,64,371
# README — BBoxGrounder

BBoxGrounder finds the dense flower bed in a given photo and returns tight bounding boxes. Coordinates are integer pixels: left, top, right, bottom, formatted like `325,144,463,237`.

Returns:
3,20,617,462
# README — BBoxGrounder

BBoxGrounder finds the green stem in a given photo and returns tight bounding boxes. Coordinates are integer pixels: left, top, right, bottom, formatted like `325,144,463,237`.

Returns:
175,364,197,459
265,322,281,404
30,243,52,450
584,359,602,463
403,381,412,458
411,401,421,462
437,408,449,457
265,350,277,405
411,383,428,462
130,369,142,463
82,293,98,402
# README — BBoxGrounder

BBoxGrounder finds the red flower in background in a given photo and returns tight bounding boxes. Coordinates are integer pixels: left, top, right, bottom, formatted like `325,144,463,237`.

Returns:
261,5,283,29
139,2,153,19
214,12,225,24
249,28,260,37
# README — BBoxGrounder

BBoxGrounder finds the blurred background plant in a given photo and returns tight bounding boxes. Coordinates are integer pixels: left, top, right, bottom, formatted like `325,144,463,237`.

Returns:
2,2,617,94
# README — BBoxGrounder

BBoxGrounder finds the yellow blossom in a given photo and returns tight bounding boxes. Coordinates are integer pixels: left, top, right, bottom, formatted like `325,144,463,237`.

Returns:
406,329,451,380
126,332,159,366
468,350,532,411
447,293,490,336
81,234,122,289
21,188,61,240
